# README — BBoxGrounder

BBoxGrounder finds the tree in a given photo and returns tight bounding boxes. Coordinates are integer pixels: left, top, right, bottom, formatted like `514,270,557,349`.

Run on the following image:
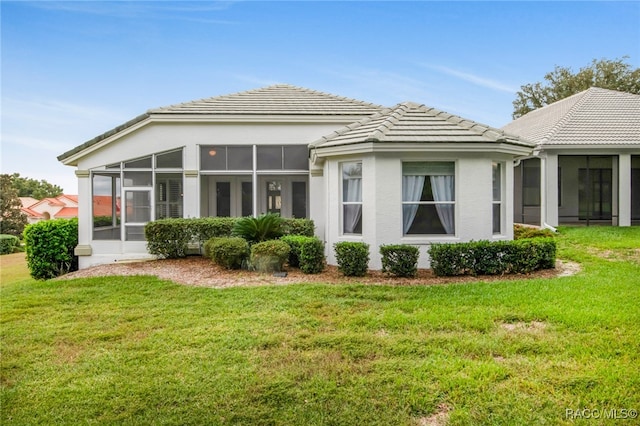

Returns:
0,174,28,237
513,57,640,119
10,173,63,199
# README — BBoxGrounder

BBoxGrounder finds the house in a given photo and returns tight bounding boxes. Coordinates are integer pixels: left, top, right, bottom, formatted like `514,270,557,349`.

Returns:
19,195,79,223
503,88,640,227
58,85,534,270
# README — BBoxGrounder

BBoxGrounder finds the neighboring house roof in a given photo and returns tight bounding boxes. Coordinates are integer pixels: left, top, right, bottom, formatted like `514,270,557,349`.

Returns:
19,197,38,209
55,207,78,218
21,207,44,219
58,194,78,205
312,102,535,149
501,87,640,146
92,196,121,217
18,195,79,220
58,85,384,163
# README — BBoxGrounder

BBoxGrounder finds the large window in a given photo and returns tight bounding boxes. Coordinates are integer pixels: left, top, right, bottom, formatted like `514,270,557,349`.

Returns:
492,162,502,234
200,146,252,171
522,159,540,206
257,145,308,170
402,162,455,235
91,148,184,241
92,173,121,240
342,162,362,234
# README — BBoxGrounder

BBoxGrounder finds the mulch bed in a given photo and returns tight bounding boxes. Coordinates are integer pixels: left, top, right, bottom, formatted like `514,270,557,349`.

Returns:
60,256,578,289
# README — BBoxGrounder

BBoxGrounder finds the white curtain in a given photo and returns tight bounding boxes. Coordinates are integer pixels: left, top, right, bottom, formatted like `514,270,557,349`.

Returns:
402,175,425,234
343,176,362,234
430,175,455,234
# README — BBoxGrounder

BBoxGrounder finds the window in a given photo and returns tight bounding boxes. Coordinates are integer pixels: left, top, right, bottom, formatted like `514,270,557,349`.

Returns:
342,162,362,234
92,173,121,240
257,145,309,170
200,146,252,170
522,159,540,206
291,181,307,218
492,162,502,234
266,181,282,214
124,156,152,169
156,150,183,168
93,148,184,242
402,162,455,235
155,173,183,219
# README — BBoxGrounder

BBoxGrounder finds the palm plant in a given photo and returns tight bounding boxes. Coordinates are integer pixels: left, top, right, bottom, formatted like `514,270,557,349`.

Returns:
232,213,284,244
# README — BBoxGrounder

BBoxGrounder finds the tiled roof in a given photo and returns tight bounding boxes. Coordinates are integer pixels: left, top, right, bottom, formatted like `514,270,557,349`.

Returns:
21,207,43,218
151,84,383,116
59,85,382,162
312,102,534,149
19,197,38,209
501,87,640,146
55,207,78,218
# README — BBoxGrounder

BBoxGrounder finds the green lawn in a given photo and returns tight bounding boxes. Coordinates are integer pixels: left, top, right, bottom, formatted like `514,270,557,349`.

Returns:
1,227,639,425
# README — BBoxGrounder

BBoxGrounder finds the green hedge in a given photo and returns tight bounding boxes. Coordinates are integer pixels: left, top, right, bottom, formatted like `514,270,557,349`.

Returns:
380,244,420,278
0,234,19,255
204,237,250,270
145,217,314,258
281,235,325,274
145,218,193,259
250,240,290,273
23,218,78,280
282,218,315,237
334,241,369,277
428,238,556,277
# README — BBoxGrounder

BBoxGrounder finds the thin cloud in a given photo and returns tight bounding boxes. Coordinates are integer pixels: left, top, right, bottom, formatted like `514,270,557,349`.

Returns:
422,64,518,93
23,1,240,23
1,134,69,153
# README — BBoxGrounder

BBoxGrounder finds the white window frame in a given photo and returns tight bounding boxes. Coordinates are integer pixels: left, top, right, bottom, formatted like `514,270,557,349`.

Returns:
341,161,363,235
492,162,504,235
401,161,456,236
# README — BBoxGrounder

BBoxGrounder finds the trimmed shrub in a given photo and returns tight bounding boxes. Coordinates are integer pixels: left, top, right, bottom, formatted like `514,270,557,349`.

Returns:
0,234,18,254
334,241,369,277
514,224,556,240
280,235,306,267
250,240,290,273
281,235,325,274
145,218,192,258
191,217,236,244
282,218,315,237
23,218,78,280
145,217,236,258
300,238,325,274
428,238,556,277
0,234,19,255
379,244,420,278
233,213,284,244
204,237,250,270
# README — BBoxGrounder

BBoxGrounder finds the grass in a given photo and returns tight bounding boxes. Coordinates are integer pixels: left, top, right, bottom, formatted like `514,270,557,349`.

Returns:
1,227,639,425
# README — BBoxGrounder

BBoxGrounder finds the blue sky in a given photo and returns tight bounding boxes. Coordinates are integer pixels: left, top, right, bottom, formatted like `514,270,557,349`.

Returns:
2,1,639,193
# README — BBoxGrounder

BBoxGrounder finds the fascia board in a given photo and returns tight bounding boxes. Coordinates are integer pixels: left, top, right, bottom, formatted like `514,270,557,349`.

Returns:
149,113,373,124
59,116,153,166
313,142,534,158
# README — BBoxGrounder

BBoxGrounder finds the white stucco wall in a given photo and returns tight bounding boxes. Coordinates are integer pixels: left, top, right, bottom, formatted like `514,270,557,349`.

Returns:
323,152,516,270
73,120,358,267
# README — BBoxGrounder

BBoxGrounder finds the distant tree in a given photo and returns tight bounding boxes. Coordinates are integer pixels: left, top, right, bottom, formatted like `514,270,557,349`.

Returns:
513,57,640,119
1,174,28,237
10,173,63,199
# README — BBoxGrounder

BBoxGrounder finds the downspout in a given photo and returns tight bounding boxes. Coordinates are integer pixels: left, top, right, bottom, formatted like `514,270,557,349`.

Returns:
532,147,557,232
